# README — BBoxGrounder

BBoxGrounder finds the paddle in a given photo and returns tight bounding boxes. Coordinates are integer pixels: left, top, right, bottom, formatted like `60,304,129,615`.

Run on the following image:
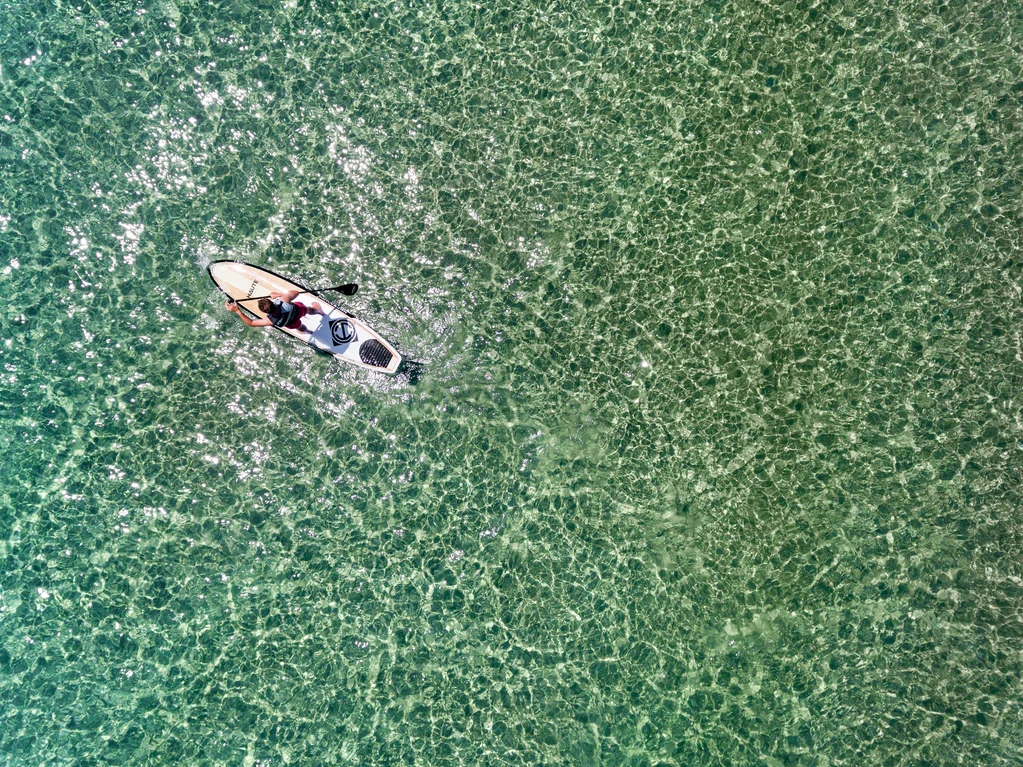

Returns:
235,283,359,305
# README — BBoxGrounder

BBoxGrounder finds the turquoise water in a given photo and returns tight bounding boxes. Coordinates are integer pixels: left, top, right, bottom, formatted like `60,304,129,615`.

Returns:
2,0,1022,764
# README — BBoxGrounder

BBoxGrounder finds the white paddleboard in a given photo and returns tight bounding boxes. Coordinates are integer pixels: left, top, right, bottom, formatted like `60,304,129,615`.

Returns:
208,260,403,375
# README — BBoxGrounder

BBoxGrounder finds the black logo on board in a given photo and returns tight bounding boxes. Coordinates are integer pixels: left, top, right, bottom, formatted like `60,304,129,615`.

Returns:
330,318,356,346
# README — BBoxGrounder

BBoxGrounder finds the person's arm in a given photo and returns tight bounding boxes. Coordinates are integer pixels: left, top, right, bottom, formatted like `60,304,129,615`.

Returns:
274,290,302,303
226,301,273,327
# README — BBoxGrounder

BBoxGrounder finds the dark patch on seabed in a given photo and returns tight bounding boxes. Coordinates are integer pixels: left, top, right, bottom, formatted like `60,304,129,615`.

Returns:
0,0,1021,764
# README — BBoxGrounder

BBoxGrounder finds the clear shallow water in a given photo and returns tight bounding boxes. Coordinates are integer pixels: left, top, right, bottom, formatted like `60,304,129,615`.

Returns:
1,0,1022,764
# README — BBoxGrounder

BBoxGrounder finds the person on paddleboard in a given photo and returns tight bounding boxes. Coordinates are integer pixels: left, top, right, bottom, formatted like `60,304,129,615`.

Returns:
226,290,324,333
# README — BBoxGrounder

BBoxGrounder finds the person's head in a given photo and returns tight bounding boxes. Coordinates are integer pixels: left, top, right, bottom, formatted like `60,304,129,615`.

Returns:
258,298,274,314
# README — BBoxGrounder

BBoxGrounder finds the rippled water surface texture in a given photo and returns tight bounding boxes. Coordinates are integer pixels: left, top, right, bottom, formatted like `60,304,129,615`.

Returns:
2,0,1022,764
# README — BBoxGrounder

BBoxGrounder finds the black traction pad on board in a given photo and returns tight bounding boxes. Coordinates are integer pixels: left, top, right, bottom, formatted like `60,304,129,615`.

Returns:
359,339,393,368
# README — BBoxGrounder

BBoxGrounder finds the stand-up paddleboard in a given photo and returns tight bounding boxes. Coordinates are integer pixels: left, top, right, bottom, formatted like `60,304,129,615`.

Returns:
208,260,403,375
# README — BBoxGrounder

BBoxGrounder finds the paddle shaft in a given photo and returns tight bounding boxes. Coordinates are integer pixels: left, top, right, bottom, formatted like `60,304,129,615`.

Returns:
235,283,358,305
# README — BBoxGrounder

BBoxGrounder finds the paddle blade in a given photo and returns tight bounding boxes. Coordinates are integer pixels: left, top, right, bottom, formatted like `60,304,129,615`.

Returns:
334,283,358,296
